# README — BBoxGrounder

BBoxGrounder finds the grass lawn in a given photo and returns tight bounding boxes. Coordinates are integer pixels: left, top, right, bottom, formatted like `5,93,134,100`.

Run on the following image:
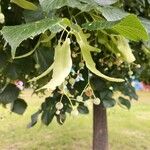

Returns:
0,90,150,150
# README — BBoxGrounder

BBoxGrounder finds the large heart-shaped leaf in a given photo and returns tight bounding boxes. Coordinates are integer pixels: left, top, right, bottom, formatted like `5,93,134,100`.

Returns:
1,18,70,58
41,97,57,125
83,15,148,41
11,98,27,115
0,84,20,104
82,20,117,30
112,15,149,41
94,0,117,5
102,98,116,108
39,0,96,13
100,6,128,21
39,0,117,13
118,96,131,109
40,0,76,12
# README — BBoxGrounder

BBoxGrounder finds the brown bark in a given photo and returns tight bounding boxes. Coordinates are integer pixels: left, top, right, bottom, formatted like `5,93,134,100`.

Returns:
93,103,108,150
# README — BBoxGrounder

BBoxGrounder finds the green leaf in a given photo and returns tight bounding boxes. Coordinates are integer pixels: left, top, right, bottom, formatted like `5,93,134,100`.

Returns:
100,6,129,21
82,20,117,30
11,98,27,115
23,8,45,23
1,18,70,58
27,109,42,128
90,77,107,91
33,47,54,74
41,97,56,125
39,0,95,13
72,26,124,82
41,110,55,126
39,38,72,90
99,90,116,108
140,17,150,34
118,96,131,109
83,15,148,41
4,63,19,80
0,84,20,104
11,0,38,11
77,104,89,114
116,82,138,100
41,110,54,125
0,51,7,72
39,0,71,12
102,97,116,108
100,90,113,99
113,15,149,41
94,0,117,5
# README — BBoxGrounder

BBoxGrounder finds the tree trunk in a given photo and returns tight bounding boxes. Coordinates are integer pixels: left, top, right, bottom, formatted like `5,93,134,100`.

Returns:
93,103,108,150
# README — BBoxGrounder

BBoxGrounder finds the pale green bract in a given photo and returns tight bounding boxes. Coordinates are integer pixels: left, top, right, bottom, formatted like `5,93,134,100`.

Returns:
112,36,135,63
80,43,124,82
97,31,135,64
11,0,38,11
72,26,124,82
39,38,72,90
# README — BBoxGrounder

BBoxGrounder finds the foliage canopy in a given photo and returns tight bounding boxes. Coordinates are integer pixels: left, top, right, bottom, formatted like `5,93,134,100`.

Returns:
0,0,150,126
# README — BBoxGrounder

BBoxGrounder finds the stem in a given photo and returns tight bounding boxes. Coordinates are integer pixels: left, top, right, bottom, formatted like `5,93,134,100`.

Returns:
93,103,109,150
80,83,89,96
65,93,74,109
14,39,40,59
